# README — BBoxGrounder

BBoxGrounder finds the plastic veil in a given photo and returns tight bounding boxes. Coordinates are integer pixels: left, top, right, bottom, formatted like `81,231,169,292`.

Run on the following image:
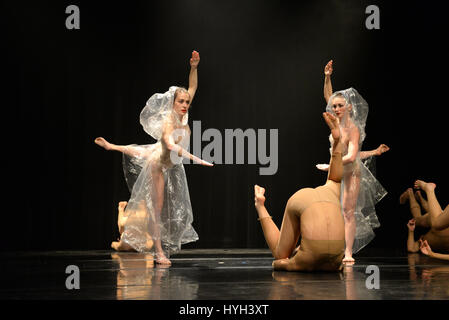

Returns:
327,88,387,254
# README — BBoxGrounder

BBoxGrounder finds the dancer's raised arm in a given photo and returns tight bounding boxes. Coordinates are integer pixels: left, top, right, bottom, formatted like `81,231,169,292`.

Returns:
323,112,343,183
188,51,200,102
324,60,334,103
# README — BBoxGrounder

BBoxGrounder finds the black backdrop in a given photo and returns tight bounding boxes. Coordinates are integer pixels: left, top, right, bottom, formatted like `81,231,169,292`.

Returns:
3,0,448,253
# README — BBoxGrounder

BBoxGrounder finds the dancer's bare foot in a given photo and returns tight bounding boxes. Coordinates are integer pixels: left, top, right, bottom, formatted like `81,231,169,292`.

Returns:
272,258,290,271
343,249,355,264
155,253,171,266
399,188,413,204
414,180,436,192
111,240,135,252
343,256,355,264
94,137,113,150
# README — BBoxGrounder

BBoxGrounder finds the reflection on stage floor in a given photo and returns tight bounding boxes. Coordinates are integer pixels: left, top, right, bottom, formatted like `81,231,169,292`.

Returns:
1,249,448,300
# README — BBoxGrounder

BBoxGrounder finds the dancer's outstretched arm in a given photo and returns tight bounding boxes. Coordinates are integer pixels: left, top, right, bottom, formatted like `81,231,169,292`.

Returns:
420,240,449,261
188,51,200,102
360,144,390,160
318,142,389,172
162,122,212,166
324,60,333,103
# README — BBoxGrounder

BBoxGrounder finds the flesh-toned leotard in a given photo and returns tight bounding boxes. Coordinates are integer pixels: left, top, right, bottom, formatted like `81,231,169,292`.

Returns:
284,180,345,271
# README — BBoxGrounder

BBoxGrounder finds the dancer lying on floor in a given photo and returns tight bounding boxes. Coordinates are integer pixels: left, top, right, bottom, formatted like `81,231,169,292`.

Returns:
402,180,449,257
254,112,345,272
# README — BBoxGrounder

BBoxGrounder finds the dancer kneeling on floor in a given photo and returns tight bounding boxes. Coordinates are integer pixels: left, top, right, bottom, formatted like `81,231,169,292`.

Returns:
254,112,345,272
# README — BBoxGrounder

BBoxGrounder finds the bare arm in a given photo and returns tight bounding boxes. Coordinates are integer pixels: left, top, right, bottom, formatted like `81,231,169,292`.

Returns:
407,232,419,253
324,112,343,183
161,122,212,166
324,60,333,103
407,220,419,253
420,240,449,261
188,51,200,102
360,144,390,160
429,252,449,261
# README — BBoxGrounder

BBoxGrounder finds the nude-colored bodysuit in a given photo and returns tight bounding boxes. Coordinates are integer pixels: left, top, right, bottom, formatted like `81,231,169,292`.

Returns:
286,180,346,272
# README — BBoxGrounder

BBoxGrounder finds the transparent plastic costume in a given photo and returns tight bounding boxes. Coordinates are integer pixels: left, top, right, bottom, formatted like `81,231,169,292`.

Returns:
326,88,387,254
119,86,198,257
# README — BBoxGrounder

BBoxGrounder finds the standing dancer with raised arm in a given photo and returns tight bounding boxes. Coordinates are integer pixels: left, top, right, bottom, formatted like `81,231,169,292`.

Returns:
95,51,212,265
317,60,388,263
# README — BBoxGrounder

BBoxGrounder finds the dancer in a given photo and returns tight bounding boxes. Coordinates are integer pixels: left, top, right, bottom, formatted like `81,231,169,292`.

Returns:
254,112,345,272
110,201,153,252
319,60,388,263
401,180,449,256
413,180,449,230
96,51,212,265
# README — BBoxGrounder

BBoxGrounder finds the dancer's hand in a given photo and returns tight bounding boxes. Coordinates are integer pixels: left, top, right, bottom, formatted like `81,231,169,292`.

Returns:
407,219,416,232
419,240,433,256
375,144,390,156
254,185,266,208
324,60,333,76
190,50,200,69
316,164,329,172
200,159,214,167
323,112,340,142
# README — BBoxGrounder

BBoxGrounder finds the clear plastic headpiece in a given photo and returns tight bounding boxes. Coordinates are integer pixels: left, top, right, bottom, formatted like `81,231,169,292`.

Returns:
325,87,369,143
140,86,189,140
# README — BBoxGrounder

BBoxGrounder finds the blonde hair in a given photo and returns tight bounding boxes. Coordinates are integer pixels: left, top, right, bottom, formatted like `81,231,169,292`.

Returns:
174,87,190,100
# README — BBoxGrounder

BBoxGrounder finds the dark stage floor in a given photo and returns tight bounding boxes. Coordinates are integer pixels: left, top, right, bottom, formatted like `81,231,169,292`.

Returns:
1,249,448,300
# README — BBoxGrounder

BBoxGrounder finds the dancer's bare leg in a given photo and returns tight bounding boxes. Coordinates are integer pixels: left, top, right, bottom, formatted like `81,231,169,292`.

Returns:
94,137,143,158
151,167,171,265
342,174,358,263
399,188,430,228
254,185,298,260
415,191,429,212
415,180,449,231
